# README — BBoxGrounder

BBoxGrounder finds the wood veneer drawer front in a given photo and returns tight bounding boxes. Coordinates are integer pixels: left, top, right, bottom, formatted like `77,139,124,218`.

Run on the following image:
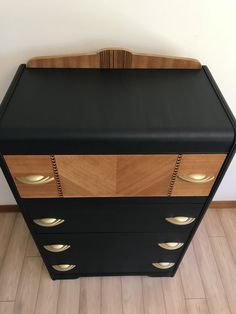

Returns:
172,154,226,196
28,202,202,233
55,155,177,197
4,155,58,198
4,153,226,198
38,233,180,275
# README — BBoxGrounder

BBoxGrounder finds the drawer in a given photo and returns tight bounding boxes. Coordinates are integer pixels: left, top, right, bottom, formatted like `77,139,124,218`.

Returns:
4,154,226,198
25,198,203,233
4,155,58,198
37,233,184,275
4,154,177,198
172,154,226,196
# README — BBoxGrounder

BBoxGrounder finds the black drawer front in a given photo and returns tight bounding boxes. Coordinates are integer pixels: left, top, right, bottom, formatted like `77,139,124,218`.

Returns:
24,198,204,233
38,233,184,275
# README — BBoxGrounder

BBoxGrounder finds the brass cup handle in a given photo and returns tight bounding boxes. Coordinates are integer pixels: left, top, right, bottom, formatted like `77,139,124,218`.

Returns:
16,175,54,185
33,218,65,227
52,264,76,272
158,242,184,250
43,244,71,253
165,216,195,225
152,262,175,270
177,173,215,184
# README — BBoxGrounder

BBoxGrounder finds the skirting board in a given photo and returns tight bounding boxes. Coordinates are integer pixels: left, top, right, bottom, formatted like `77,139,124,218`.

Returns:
0,201,236,212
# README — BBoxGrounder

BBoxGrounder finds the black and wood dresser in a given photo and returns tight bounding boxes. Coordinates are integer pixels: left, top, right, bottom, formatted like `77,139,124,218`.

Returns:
0,49,235,280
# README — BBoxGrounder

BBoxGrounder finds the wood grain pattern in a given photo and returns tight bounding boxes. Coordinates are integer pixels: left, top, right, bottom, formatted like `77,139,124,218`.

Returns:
34,265,60,314
161,272,187,314
101,277,123,314
0,213,16,267
79,277,101,314
27,48,202,69
0,302,14,314
4,155,59,198
210,236,236,314
56,154,177,197
172,154,226,196
204,209,225,237
186,299,210,314
57,280,80,314
0,214,28,301
193,222,230,314
13,257,42,314
218,209,236,262
142,277,166,314
180,243,205,299
121,276,145,314
210,200,236,209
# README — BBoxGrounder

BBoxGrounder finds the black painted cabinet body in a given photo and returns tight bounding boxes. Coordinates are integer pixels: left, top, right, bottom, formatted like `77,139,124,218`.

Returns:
0,66,235,279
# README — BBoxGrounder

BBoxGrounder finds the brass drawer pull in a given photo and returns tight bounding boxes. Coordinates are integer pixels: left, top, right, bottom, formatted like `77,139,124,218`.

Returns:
165,216,195,225
33,218,65,227
52,264,76,272
152,262,175,269
178,173,215,184
43,244,71,252
16,175,54,185
158,242,184,250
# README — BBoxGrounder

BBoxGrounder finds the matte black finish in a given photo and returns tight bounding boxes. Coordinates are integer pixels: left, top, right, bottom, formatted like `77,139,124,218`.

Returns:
0,66,234,154
25,200,202,233
0,65,235,280
39,233,183,275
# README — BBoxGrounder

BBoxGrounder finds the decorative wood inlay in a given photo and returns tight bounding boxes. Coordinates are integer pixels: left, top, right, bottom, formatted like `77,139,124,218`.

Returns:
50,155,63,197
55,154,177,197
27,48,201,69
4,155,59,198
172,154,226,196
167,154,182,196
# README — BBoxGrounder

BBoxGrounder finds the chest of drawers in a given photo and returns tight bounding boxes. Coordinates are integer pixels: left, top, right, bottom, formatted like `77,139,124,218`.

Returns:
0,49,235,280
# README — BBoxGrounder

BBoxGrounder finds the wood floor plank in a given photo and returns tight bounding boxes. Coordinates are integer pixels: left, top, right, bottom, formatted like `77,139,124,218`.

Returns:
180,243,205,299
13,257,42,314
0,302,14,314
193,223,230,314
101,277,122,314
186,299,209,314
0,213,16,267
0,214,29,301
121,276,144,314
210,236,236,314
218,208,236,262
79,277,101,314
57,280,80,314
34,265,60,314
26,235,40,257
162,271,187,314
204,208,225,237
142,277,166,314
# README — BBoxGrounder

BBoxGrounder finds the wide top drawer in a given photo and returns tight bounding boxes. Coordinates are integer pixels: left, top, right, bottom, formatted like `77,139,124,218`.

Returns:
4,154,226,198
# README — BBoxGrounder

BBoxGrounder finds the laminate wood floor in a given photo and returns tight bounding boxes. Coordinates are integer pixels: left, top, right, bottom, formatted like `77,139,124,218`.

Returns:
0,208,236,314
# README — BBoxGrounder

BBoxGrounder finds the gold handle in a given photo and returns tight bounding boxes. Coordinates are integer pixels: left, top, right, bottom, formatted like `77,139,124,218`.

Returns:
165,216,195,225
52,264,76,272
33,218,65,227
16,175,54,185
152,262,175,269
178,173,215,184
158,242,184,250
43,244,71,252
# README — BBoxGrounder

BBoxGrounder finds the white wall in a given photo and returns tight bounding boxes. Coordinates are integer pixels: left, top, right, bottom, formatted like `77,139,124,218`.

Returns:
0,0,236,204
